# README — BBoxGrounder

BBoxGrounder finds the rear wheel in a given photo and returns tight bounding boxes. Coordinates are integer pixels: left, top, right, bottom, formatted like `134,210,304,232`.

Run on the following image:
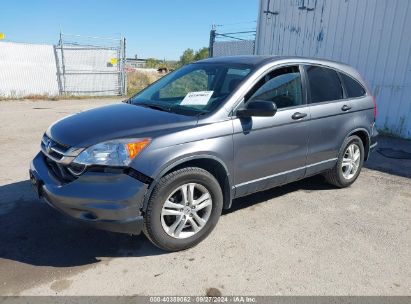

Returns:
144,167,223,251
325,135,364,188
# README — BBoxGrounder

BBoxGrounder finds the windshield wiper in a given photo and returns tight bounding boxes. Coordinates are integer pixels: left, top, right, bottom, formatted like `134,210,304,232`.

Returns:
137,102,172,113
135,102,208,116
172,104,209,115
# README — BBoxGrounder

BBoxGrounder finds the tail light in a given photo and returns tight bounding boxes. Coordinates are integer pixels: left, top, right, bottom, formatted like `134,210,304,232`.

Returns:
372,95,377,120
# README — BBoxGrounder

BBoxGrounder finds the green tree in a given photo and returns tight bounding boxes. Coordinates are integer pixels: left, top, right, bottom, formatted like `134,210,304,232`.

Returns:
179,48,195,66
178,47,209,67
194,47,209,61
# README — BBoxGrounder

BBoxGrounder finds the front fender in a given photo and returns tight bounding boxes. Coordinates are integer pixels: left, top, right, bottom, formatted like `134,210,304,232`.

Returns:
141,152,233,211
132,134,234,211
153,153,231,182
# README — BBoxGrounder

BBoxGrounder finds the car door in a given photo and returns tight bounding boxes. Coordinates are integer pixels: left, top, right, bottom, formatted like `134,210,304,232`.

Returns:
304,65,358,176
232,65,310,197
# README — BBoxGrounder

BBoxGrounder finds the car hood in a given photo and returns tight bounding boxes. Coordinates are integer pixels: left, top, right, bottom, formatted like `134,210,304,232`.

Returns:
47,102,198,148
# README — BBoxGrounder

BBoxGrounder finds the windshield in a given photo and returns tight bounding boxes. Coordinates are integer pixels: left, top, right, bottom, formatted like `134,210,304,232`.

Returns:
129,63,252,115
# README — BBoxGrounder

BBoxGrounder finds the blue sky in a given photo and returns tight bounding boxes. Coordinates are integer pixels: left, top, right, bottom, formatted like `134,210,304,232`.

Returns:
0,0,259,60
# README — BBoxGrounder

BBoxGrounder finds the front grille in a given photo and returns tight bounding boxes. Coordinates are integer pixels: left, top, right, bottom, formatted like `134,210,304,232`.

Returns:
45,155,77,183
41,134,70,162
40,134,82,182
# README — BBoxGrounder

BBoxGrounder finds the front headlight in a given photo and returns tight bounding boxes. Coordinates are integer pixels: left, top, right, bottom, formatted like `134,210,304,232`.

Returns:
73,138,150,167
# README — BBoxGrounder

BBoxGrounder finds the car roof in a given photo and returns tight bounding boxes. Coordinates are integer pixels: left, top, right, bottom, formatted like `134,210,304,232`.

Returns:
198,55,351,68
202,54,343,64
196,55,277,66
196,55,363,84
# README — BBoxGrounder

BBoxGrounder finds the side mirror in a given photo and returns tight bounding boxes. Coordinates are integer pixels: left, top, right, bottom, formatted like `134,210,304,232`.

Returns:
236,100,277,118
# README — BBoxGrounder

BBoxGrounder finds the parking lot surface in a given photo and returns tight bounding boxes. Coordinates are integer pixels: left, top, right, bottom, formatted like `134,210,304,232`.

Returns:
0,99,410,295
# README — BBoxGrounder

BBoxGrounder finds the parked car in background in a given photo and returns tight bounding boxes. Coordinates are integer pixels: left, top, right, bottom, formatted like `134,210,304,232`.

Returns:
30,56,378,251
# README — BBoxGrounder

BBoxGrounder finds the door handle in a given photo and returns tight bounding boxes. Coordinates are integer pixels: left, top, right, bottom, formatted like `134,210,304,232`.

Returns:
291,112,307,120
341,105,352,111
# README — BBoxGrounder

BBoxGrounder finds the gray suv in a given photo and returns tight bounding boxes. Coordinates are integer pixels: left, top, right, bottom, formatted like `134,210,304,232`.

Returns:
30,56,378,251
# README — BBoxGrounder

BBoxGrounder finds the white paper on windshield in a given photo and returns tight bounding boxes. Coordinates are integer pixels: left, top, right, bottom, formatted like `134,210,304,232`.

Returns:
180,91,213,105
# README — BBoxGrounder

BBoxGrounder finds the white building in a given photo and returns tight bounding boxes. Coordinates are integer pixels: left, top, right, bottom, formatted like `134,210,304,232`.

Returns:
255,0,411,139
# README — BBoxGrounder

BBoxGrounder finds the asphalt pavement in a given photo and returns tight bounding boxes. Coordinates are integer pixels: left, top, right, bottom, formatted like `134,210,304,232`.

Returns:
0,99,410,296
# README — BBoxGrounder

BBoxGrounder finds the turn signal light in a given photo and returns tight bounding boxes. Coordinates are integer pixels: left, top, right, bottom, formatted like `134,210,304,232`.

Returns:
126,139,150,159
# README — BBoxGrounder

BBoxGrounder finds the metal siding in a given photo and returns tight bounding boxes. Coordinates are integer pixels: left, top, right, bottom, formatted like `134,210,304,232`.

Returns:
256,0,411,138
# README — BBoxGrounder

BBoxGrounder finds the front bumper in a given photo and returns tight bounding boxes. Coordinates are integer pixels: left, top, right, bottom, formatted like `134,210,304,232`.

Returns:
29,152,148,234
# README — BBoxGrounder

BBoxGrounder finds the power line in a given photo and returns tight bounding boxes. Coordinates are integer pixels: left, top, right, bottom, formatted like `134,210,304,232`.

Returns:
215,20,257,27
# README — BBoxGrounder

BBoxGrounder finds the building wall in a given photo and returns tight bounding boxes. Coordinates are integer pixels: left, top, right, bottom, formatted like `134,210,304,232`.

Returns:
0,41,59,97
126,59,147,68
256,0,411,138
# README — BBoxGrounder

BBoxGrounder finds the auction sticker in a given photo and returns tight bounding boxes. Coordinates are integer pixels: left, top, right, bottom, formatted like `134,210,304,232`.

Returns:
180,91,213,105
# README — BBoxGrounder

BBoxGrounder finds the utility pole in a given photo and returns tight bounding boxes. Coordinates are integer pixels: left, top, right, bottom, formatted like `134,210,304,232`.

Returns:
209,24,216,58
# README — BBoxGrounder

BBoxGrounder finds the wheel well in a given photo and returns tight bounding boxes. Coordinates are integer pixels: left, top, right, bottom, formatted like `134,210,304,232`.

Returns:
350,130,370,160
163,158,232,209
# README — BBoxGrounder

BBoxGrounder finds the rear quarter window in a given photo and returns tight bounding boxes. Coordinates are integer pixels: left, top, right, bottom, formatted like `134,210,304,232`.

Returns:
340,73,366,98
305,65,343,103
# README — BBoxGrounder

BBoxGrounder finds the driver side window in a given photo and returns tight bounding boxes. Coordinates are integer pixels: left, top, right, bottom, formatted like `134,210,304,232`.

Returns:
246,66,303,109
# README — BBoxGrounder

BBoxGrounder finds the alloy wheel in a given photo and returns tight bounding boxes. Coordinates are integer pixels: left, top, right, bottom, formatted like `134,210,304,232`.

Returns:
341,143,361,179
160,183,212,239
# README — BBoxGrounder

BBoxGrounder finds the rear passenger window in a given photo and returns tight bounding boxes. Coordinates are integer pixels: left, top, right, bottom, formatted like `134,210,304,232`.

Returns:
306,65,343,103
340,73,366,98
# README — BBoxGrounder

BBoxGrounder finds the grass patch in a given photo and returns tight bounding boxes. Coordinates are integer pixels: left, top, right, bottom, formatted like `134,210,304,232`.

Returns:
0,70,162,101
126,71,162,97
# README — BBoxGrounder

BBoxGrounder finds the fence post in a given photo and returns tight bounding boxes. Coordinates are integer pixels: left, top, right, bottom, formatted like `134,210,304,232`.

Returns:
58,32,67,94
122,37,127,96
53,45,63,95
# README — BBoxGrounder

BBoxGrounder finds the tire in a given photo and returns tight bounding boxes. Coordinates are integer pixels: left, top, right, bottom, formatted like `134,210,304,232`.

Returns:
325,135,365,188
143,167,223,251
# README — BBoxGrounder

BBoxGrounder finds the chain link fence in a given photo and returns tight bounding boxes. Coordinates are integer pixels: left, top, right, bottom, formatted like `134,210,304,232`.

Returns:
0,34,126,98
55,33,126,96
209,26,256,57
0,41,60,97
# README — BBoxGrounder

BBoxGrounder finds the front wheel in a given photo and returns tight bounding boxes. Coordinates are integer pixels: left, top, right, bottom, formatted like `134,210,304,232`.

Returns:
143,167,223,251
325,135,364,188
